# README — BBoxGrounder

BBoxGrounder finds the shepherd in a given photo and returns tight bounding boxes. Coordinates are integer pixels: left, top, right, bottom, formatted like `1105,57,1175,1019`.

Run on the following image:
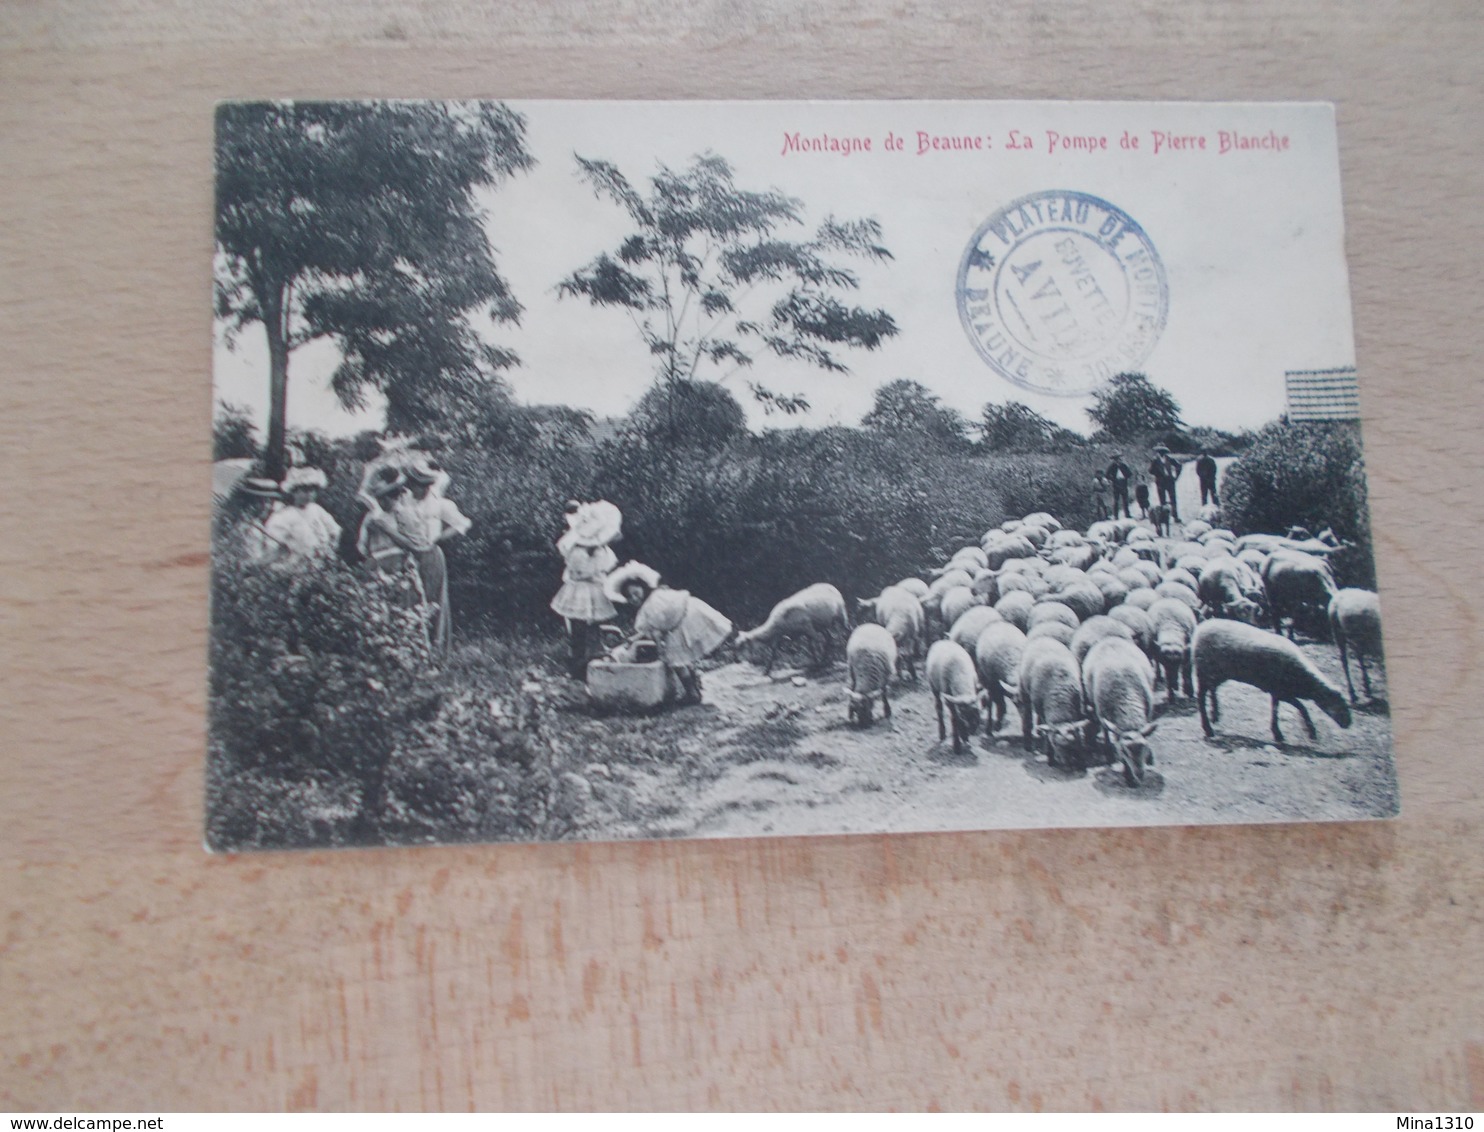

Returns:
390,455,472,659
603,562,733,706
550,499,623,679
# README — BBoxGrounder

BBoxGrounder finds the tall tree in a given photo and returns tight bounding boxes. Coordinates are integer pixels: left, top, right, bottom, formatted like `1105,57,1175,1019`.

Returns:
558,153,898,416
214,101,534,477
1086,372,1183,440
980,401,1082,452
862,379,972,452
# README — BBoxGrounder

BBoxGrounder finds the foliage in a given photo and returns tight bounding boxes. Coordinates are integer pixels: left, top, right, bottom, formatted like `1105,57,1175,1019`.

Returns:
213,402,260,460
1222,420,1376,588
558,152,898,413
629,379,748,450
861,379,972,453
206,544,438,849
1086,372,1183,440
979,401,1083,453
214,100,535,475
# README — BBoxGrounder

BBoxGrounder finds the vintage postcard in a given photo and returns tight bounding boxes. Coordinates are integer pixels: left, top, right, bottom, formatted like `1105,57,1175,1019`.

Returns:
209,99,1397,851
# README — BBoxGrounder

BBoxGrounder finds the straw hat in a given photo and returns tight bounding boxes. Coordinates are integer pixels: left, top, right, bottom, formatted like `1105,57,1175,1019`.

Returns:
239,476,281,499
603,561,661,604
405,454,441,485
282,466,328,491
568,500,623,548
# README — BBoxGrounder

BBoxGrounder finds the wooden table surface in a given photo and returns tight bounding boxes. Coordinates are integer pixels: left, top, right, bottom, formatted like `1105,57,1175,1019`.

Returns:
4,0,1483,1111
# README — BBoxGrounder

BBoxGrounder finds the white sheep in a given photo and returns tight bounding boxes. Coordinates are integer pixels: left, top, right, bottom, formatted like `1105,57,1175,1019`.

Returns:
974,621,1027,735
1328,588,1383,703
856,585,925,681
1082,636,1159,786
926,640,986,752
948,605,1002,653
1148,597,1198,702
1154,580,1202,616
1070,614,1135,667
1028,601,1081,632
1193,619,1353,743
1054,582,1106,622
845,623,898,727
1001,637,1090,767
893,577,930,600
994,589,1036,633
940,585,981,628
736,583,850,675
1123,587,1159,612
1026,620,1076,647
1197,556,1263,624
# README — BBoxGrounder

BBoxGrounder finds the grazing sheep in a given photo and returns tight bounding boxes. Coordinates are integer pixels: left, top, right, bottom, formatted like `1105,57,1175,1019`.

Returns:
982,534,1038,570
1055,582,1107,622
1018,525,1050,550
926,640,986,752
969,569,999,605
1161,541,1206,571
1117,566,1152,593
1262,552,1338,640
1002,637,1091,767
1026,621,1076,647
845,624,898,727
995,589,1036,633
1193,619,1353,743
1237,548,1269,577
1029,601,1081,632
943,546,989,573
1047,529,1088,551
1328,588,1384,703
1148,597,1198,702
1089,572,1130,609
1070,614,1135,667
1161,567,1201,593
1198,556,1264,624
736,582,850,675
893,577,930,599
1183,520,1213,540
974,621,1028,734
949,605,1002,652
1108,604,1155,661
1082,637,1159,786
1198,503,1222,524
1199,528,1238,546
940,585,980,628
856,585,924,680
1043,564,1087,591
1154,581,1202,616
1022,511,1061,532
1175,554,1209,577
1050,544,1101,571
1123,587,1158,612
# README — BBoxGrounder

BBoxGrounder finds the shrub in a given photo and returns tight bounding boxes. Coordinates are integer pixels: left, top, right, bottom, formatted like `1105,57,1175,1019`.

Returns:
1222,420,1376,588
206,541,438,849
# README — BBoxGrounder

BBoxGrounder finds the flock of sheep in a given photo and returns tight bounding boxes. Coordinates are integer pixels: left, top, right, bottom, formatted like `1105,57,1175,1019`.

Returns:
733,508,1384,788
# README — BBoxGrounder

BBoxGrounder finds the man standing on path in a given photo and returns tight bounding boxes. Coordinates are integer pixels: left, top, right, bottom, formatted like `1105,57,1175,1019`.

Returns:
1106,452,1132,519
1195,449,1220,507
1148,444,1183,522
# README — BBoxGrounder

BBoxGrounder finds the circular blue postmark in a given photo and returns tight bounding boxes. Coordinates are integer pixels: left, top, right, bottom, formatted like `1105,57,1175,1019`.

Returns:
956,191,1169,397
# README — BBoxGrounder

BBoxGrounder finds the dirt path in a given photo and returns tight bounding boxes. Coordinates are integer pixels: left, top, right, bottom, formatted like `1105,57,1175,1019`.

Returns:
1174,454,1237,522
573,633,1396,841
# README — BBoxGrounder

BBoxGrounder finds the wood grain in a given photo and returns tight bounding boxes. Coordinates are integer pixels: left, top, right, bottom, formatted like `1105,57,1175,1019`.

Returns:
3,1,1483,1110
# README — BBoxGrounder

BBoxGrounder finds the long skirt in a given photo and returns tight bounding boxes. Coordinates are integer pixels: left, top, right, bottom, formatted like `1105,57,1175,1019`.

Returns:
412,546,452,658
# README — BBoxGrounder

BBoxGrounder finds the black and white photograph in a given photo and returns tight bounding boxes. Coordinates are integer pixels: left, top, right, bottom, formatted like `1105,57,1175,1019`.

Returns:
209,98,1397,852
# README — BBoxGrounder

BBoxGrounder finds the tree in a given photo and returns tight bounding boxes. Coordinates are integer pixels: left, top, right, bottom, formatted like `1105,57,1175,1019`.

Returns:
1086,372,1183,440
558,153,898,415
212,402,259,460
979,401,1082,452
214,101,534,478
862,379,971,451
630,379,748,450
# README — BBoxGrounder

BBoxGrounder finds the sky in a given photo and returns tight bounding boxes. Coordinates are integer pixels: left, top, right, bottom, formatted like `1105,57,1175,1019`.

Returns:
212,100,1357,439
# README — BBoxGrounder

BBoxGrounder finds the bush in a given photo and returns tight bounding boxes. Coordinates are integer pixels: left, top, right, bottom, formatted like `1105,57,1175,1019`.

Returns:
1221,420,1376,588
206,542,438,849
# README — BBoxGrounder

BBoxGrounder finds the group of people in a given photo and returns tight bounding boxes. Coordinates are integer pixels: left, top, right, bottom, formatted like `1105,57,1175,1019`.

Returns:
232,453,471,658
1093,445,1221,523
549,500,732,704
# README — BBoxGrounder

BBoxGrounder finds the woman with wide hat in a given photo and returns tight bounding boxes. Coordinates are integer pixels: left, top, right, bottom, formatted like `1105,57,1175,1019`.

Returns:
550,500,622,679
603,562,733,706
